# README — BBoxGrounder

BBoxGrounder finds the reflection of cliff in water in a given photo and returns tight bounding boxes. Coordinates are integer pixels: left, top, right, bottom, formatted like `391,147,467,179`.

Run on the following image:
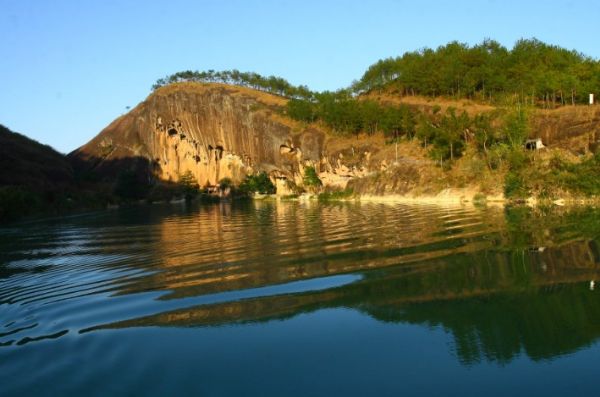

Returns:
118,201,508,299
94,232,600,365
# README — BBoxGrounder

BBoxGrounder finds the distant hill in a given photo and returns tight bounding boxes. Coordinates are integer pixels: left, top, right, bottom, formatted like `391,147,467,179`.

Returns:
0,124,73,188
0,125,81,223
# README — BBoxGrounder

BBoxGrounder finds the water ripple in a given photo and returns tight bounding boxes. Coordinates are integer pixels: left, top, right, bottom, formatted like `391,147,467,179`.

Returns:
0,202,528,346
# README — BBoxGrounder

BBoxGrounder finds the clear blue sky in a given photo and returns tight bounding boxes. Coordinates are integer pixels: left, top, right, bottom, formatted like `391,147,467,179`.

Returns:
1,0,599,153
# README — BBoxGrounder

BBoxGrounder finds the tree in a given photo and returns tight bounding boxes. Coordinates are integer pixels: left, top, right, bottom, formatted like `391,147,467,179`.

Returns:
238,172,275,195
286,99,316,122
178,170,199,201
503,106,530,148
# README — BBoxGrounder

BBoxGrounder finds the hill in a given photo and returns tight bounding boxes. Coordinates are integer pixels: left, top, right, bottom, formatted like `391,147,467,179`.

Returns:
0,124,73,188
3,38,600,220
0,125,77,222
69,80,600,203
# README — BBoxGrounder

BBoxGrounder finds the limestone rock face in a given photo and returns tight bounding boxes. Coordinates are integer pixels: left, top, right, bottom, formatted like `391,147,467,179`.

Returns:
70,83,331,188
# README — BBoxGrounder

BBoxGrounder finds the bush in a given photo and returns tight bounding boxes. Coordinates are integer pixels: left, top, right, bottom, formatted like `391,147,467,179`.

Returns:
239,172,275,195
504,171,527,198
506,148,527,171
303,166,322,188
286,99,316,122
551,153,600,196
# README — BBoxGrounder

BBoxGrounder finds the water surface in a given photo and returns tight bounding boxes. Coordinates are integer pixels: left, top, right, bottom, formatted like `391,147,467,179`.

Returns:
1,201,600,396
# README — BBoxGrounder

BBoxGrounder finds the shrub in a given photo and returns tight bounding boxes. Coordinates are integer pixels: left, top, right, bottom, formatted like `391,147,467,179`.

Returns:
506,148,527,171
303,166,322,188
239,172,275,195
504,171,527,198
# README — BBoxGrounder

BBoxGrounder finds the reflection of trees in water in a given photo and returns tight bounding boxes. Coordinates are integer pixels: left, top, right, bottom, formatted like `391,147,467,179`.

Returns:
62,202,600,365
7,202,600,364
95,234,600,365
391,283,600,365
356,239,600,364
503,206,600,249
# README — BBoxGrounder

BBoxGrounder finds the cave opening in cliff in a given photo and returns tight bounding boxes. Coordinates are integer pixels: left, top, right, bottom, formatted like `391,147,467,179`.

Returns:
168,128,178,136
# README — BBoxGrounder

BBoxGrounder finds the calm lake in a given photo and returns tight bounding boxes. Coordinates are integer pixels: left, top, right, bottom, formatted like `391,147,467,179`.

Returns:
1,201,600,396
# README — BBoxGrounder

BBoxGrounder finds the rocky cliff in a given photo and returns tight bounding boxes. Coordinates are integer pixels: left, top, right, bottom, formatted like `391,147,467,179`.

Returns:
71,82,375,194
70,82,600,199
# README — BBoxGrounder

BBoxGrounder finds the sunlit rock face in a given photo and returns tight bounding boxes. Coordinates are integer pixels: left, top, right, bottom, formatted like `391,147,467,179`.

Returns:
70,82,402,194
70,83,330,189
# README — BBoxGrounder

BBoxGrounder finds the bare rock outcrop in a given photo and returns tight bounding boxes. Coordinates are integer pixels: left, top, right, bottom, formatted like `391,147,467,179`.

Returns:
70,83,388,193
71,84,317,188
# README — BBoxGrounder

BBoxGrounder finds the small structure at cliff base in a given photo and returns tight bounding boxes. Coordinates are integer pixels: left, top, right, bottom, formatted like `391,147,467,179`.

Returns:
525,138,545,150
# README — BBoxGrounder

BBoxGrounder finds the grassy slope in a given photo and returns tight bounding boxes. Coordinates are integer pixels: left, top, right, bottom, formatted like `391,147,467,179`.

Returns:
351,88,600,200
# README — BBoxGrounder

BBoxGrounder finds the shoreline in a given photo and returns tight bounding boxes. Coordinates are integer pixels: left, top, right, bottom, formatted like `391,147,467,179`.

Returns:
4,192,599,227
355,193,600,208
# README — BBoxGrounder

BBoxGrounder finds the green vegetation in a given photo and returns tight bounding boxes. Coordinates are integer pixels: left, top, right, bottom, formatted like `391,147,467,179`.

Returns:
0,186,41,222
552,153,600,196
303,166,322,189
288,94,417,138
411,105,529,167
416,108,468,163
238,172,276,195
152,69,313,99
0,124,104,223
318,188,354,201
156,39,600,107
0,124,73,188
505,152,600,199
146,182,178,203
353,38,600,106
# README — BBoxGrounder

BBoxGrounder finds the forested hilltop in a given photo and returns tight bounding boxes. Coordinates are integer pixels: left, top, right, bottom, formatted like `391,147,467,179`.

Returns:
154,38,600,106
353,38,600,106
